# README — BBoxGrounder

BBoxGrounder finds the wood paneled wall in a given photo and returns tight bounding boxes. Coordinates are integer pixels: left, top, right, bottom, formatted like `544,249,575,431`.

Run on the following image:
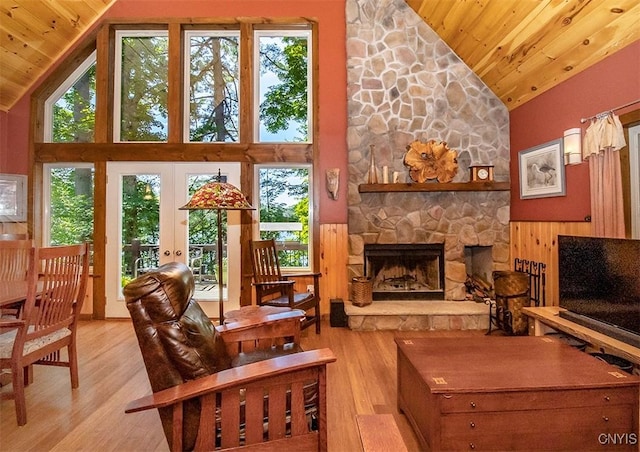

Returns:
509,221,592,306
320,223,349,305
292,223,349,316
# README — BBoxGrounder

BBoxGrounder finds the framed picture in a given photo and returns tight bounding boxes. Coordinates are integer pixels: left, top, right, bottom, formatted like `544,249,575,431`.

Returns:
518,139,566,199
0,174,27,222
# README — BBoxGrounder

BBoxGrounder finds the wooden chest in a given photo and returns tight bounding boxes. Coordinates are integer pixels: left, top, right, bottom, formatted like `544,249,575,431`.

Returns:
396,336,640,451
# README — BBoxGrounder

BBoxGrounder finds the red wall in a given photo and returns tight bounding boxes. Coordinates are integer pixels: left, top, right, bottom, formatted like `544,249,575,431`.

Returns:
0,0,348,224
509,40,640,222
0,111,8,172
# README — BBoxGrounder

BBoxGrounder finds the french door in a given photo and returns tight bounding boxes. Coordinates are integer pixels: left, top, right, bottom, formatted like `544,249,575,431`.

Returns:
105,162,243,318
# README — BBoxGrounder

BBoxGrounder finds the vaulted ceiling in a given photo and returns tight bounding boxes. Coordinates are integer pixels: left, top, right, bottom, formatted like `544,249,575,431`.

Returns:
0,0,638,113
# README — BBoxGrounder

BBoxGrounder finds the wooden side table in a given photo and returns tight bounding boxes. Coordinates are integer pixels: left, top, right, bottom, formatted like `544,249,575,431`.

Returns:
223,305,305,325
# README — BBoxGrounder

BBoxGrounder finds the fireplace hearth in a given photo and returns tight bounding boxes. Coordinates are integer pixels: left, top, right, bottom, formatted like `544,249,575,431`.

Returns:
365,243,445,300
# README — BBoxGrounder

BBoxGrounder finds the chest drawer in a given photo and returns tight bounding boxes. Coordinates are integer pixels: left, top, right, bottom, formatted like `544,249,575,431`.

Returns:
439,387,637,413
441,404,636,451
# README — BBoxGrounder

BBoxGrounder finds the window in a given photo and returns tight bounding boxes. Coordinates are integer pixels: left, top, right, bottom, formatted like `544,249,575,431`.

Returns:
256,165,312,270
114,31,169,142
255,29,312,143
44,51,96,143
185,31,240,142
43,164,94,250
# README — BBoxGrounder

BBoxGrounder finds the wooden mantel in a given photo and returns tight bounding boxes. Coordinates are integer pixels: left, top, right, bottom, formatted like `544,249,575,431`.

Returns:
358,181,510,193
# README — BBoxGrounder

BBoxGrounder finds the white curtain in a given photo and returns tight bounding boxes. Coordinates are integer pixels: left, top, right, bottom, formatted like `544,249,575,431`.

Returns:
583,113,626,238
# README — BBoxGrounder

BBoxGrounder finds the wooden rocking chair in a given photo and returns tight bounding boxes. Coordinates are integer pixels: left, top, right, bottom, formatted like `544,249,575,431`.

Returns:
250,239,321,333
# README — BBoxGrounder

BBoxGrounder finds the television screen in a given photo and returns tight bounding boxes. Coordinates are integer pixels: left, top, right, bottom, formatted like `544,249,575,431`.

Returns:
558,235,640,347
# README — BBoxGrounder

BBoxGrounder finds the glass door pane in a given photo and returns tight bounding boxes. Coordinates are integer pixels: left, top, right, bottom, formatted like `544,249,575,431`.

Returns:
106,163,173,318
121,174,161,284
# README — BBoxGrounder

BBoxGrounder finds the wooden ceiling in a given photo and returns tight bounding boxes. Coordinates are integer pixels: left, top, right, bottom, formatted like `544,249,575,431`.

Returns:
406,0,640,109
0,0,638,112
0,0,115,112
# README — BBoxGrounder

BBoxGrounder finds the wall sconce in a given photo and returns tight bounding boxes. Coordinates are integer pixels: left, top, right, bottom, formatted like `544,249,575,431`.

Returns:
563,128,582,165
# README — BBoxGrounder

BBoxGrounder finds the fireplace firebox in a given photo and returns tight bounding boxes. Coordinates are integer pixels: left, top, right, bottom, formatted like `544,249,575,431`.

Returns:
364,243,445,300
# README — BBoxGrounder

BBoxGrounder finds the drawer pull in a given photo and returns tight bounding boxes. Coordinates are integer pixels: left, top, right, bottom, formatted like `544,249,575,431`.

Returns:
470,401,476,408
602,416,609,422
604,396,610,402
469,421,476,428
469,443,476,450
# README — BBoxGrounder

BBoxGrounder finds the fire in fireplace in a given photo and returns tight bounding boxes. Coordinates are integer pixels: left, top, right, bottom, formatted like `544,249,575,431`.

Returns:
364,243,445,300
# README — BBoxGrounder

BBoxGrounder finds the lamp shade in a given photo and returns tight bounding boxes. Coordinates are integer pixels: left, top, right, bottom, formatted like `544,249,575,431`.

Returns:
180,181,253,211
563,128,582,165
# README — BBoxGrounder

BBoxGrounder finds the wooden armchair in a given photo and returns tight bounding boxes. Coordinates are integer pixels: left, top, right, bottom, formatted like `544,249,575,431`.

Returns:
124,262,335,451
0,243,89,425
250,239,321,333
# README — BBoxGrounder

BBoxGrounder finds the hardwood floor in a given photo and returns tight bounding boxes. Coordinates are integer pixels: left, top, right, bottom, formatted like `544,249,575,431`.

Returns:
1,319,486,451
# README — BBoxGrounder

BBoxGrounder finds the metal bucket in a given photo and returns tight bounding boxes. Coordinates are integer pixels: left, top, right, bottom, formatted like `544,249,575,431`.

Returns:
493,270,530,335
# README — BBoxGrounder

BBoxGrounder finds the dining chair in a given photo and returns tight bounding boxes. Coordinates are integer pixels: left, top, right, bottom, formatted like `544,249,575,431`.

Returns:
0,239,33,281
250,239,321,333
0,239,34,318
0,242,89,425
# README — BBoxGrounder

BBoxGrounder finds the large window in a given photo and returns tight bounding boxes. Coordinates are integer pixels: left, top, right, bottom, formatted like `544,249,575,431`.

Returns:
114,31,169,142
255,30,312,143
256,165,311,270
44,51,96,143
185,31,240,142
37,21,317,272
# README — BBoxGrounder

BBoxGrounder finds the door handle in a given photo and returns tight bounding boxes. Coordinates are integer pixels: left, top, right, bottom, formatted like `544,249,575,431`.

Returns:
175,250,182,256
164,250,171,256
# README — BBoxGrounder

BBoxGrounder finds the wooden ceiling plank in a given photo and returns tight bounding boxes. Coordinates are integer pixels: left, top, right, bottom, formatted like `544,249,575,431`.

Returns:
537,0,640,64
485,0,638,86
0,77,26,103
8,0,76,49
0,51,37,86
77,0,114,16
446,0,507,51
503,12,640,106
437,0,477,42
413,0,449,33
0,21,56,67
458,0,545,68
471,0,562,78
40,0,104,31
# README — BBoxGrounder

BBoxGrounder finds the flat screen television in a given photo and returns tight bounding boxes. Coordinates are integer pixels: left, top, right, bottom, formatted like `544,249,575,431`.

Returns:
558,235,640,348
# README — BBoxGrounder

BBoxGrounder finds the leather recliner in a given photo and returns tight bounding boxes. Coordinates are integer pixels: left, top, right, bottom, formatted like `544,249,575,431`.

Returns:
124,262,330,451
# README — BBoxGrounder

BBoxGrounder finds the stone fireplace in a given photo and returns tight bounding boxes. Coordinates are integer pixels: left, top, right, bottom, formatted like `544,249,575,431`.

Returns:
346,0,511,303
365,243,444,300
